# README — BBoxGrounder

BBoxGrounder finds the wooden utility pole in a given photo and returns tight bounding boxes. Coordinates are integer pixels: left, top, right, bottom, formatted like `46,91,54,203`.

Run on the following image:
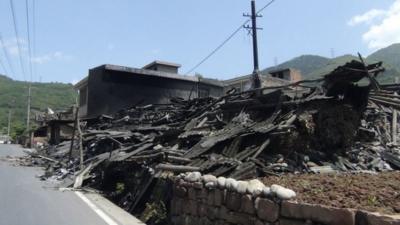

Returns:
7,98,15,138
77,113,84,170
7,108,12,137
244,0,262,89
26,83,32,146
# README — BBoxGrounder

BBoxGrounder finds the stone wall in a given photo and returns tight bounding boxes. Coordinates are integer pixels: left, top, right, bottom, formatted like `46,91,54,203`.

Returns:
170,173,400,225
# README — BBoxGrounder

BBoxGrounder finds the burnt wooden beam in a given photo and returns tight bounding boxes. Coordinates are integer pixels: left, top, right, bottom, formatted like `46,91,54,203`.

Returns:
155,163,200,172
166,155,192,164
251,139,271,159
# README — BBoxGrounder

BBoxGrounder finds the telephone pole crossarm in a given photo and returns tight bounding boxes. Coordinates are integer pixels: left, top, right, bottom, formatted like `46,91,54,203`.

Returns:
244,0,263,89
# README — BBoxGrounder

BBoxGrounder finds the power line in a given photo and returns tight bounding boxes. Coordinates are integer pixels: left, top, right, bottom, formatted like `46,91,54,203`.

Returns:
184,23,246,75
257,0,276,13
32,0,37,81
9,0,27,81
25,0,33,82
184,0,275,75
25,0,35,142
0,34,16,77
0,58,9,75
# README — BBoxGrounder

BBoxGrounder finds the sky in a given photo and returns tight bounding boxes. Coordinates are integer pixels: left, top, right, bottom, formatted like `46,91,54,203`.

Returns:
0,0,399,84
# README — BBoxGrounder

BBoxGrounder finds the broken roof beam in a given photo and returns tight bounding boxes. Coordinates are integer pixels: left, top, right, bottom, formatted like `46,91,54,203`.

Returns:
155,164,200,172
323,59,385,96
358,53,381,90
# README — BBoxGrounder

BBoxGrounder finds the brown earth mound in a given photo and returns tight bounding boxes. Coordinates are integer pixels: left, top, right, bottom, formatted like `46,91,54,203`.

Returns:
262,172,400,214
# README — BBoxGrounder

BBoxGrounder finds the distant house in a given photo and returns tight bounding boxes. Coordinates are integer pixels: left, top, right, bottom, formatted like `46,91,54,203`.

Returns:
269,68,302,82
224,68,303,93
33,107,75,145
74,61,224,118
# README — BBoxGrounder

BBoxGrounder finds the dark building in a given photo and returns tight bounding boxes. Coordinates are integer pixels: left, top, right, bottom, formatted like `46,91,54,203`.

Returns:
75,61,224,118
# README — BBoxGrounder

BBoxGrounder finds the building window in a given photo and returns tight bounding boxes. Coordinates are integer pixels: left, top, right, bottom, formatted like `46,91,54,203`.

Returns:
79,86,87,106
272,72,284,79
198,88,210,98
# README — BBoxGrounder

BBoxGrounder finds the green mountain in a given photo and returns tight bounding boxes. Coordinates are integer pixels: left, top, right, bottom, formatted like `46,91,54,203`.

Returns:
264,55,330,76
368,43,400,68
367,43,400,83
306,54,359,80
0,75,76,138
262,43,400,84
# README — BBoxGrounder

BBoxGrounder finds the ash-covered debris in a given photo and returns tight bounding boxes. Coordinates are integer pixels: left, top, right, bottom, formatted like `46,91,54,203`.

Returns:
23,60,400,223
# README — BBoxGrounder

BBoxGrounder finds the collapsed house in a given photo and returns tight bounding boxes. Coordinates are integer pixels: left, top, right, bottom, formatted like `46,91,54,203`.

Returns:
33,107,75,145
25,60,400,224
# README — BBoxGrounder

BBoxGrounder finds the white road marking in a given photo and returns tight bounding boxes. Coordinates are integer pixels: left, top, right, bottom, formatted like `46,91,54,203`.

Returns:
75,191,119,225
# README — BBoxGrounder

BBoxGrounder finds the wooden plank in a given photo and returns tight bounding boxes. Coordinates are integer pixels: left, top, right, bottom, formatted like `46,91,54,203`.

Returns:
223,136,243,157
251,139,271,159
155,164,200,172
393,109,398,145
110,143,153,162
183,124,248,159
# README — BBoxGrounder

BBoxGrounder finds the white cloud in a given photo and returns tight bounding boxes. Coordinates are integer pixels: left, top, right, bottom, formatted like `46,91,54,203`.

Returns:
348,9,386,26
0,37,27,57
349,0,400,49
31,54,51,64
0,37,72,64
31,51,72,64
71,78,80,85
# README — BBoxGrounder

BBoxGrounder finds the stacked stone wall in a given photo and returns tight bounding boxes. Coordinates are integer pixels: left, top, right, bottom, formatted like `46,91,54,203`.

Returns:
170,173,400,225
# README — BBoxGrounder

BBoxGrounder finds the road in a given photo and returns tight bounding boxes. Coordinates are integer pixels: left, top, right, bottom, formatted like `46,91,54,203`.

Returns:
0,144,142,225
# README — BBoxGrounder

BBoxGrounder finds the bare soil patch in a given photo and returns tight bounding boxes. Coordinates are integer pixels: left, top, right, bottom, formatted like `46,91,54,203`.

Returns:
262,172,400,214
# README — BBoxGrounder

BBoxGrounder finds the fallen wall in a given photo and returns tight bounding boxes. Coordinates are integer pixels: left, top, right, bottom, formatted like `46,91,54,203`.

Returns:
170,176,400,225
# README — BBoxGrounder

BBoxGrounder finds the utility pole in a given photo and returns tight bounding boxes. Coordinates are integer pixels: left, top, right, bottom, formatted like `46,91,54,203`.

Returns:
26,83,32,146
7,108,12,137
244,0,262,89
7,98,15,138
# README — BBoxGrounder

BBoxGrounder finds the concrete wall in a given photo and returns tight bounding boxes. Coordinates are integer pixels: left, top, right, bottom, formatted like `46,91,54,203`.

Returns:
270,69,302,83
170,176,400,225
150,64,179,74
85,68,223,118
290,69,302,82
78,86,88,117
224,75,290,93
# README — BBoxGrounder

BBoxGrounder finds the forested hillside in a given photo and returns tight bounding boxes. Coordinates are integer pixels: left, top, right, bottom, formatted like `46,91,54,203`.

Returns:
0,74,76,137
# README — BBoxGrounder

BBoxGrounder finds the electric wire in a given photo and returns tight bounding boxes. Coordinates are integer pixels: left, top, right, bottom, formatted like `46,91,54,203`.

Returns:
32,0,37,81
9,0,27,80
25,0,34,133
0,33,16,77
0,58,9,75
25,0,33,82
184,0,275,75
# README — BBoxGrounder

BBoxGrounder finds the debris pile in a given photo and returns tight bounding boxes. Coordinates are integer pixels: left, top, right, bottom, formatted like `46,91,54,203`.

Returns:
23,60,400,222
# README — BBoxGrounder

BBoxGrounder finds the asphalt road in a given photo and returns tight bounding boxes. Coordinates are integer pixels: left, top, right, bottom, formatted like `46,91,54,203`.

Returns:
0,144,109,225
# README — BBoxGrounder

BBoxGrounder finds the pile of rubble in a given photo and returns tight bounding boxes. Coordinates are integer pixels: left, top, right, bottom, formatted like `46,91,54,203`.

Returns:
23,60,400,222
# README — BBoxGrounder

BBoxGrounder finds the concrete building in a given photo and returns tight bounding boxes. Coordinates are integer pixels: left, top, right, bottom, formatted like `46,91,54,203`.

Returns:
74,61,224,118
33,107,76,145
269,68,302,82
224,68,303,93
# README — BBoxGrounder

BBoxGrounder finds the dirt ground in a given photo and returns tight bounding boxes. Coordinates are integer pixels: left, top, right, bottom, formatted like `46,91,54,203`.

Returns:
262,171,400,215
